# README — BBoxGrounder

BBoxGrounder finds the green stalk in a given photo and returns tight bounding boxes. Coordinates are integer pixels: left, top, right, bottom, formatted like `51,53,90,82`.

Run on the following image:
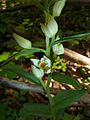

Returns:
39,77,56,120
47,87,56,120
39,78,47,92
47,74,52,87
42,35,56,119
44,0,49,12
46,37,50,57
51,36,55,44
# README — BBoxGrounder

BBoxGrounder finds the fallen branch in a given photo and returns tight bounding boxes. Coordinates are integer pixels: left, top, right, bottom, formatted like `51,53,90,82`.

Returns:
63,48,90,66
0,77,89,104
0,77,44,93
0,77,60,94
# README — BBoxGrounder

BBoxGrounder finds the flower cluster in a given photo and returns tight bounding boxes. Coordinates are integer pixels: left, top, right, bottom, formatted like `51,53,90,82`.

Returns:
13,0,66,79
31,56,51,79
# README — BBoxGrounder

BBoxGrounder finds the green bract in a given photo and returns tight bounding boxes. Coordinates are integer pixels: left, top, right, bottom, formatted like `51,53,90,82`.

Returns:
41,13,58,38
53,0,66,17
13,33,32,49
52,43,64,55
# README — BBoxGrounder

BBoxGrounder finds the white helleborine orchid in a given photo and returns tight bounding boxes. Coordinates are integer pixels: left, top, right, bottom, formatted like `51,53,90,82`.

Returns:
52,43,64,55
13,33,32,49
41,13,58,38
31,56,51,79
53,0,66,17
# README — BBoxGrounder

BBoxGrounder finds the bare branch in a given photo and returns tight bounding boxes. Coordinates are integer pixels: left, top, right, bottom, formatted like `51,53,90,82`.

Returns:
63,48,90,66
0,77,44,93
0,77,61,94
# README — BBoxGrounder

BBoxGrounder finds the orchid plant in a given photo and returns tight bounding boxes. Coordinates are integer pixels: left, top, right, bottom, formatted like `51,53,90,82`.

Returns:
13,0,65,80
7,0,89,119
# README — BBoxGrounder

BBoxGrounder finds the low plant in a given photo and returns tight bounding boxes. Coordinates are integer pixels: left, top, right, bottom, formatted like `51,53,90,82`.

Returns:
0,0,90,120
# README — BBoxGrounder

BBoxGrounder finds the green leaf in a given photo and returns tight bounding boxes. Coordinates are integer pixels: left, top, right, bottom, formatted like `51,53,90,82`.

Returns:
0,69,17,79
2,62,41,85
52,72,80,89
0,52,10,62
54,108,64,120
51,32,90,46
1,48,46,65
19,103,51,118
63,113,74,120
53,89,86,110
62,113,80,120
16,48,46,56
0,103,6,120
74,116,80,120
14,48,46,60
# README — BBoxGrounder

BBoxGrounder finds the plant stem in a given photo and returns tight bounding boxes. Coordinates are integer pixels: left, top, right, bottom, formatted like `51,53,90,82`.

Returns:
44,0,49,12
46,87,56,120
39,77,56,120
51,36,55,44
46,37,50,57
42,36,56,119
39,78,47,92
47,74,51,87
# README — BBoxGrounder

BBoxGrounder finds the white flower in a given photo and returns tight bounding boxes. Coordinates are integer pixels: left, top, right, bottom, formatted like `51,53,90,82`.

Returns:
31,56,51,79
40,56,51,74
52,43,64,55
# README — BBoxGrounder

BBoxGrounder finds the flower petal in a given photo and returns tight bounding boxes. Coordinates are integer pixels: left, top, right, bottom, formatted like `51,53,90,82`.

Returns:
30,59,39,67
40,56,51,74
43,56,51,68
31,65,44,79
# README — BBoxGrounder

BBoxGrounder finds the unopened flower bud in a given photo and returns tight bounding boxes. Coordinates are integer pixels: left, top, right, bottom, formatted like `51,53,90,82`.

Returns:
53,0,66,17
